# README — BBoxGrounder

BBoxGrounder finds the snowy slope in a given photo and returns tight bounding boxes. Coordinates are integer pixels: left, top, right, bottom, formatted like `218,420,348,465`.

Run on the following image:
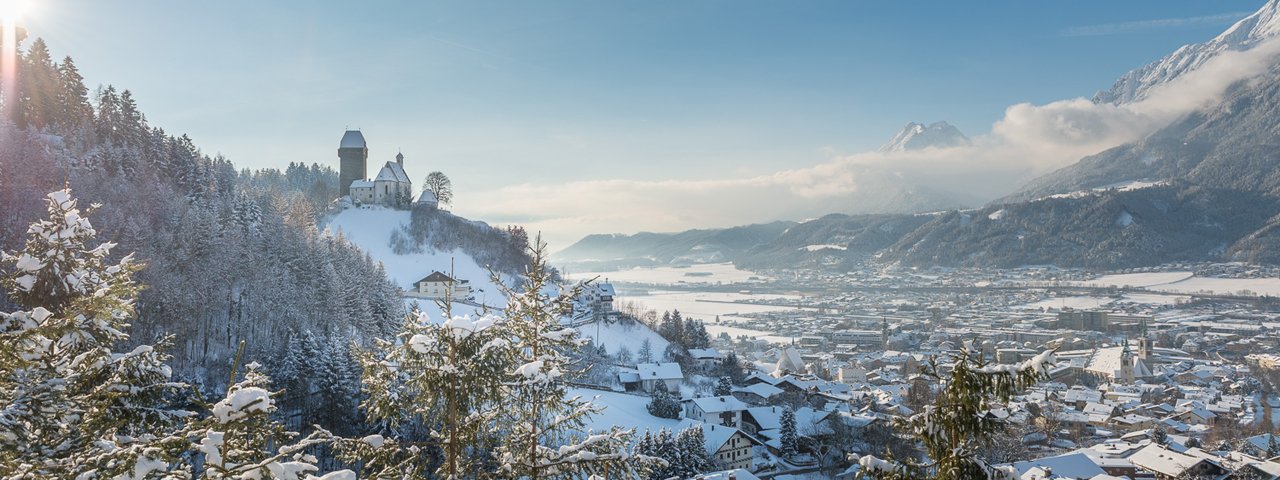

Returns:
575,320,671,359
570,387,682,434
1094,0,1280,104
324,206,510,319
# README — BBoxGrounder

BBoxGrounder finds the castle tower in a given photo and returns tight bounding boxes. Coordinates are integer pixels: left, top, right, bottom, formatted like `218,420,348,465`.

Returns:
338,130,368,196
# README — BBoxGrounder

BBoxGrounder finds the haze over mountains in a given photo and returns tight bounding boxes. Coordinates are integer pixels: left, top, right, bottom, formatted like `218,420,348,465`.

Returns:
560,0,1280,270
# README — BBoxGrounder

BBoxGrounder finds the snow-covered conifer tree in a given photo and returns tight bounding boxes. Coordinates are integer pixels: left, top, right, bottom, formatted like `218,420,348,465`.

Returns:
674,424,714,476
714,376,733,397
780,407,798,458
857,346,1055,480
493,236,657,479
184,362,350,479
0,189,189,477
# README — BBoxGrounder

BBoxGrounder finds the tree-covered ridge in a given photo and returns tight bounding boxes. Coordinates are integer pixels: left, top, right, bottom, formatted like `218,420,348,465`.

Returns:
0,189,355,478
0,35,402,436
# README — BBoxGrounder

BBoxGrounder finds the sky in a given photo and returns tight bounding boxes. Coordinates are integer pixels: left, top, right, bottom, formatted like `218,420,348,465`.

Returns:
17,0,1272,249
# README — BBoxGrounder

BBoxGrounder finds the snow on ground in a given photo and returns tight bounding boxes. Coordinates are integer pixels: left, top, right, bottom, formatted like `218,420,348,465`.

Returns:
801,244,847,252
704,324,792,345
326,206,506,295
571,387,681,434
1076,272,1194,288
1116,211,1134,227
988,209,1005,220
1075,271,1280,297
569,263,768,285
575,320,670,358
620,291,810,321
1119,293,1190,306
1158,277,1280,297
1013,296,1115,311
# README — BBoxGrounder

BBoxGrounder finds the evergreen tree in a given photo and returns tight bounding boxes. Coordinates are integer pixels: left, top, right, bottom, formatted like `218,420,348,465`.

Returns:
857,347,1055,480
718,351,747,385
715,376,734,397
674,425,715,476
351,304,511,478
54,55,92,128
646,383,682,420
0,189,189,477
684,320,711,349
182,362,349,479
780,407,799,458
1151,424,1169,446
494,236,657,479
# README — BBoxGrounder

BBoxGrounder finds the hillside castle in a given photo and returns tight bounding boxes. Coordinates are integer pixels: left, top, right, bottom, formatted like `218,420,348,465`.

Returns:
338,130,434,208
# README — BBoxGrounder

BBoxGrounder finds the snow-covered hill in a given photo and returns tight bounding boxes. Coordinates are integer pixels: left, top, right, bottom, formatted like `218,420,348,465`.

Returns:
574,319,671,360
325,205,509,317
878,121,969,152
1094,0,1280,104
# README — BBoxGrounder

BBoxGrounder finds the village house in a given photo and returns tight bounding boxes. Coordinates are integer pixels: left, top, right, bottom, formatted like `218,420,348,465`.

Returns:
411,272,472,301
685,395,750,428
628,362,683,393
688,348,724,372
677,419,758,472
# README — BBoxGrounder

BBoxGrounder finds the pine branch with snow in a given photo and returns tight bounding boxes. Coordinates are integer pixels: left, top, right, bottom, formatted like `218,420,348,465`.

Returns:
857,345,1055,480
492,236,660,480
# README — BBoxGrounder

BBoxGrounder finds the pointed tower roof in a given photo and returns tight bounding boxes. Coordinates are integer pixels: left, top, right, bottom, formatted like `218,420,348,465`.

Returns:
340,130,366,149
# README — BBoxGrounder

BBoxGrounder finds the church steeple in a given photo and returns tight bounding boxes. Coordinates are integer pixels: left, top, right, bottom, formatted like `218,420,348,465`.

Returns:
396,150,404,167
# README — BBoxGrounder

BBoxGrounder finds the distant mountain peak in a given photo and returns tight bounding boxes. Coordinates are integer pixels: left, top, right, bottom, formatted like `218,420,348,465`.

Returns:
879,121,969,152
1094,0,1280,105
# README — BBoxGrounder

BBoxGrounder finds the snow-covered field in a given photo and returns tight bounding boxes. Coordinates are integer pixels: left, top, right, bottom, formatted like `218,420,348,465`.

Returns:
1119,293,1190,306
575,320,671,358
1013,296,1114,311
620,291,809,321
1076,271,1280,297
703,324,793,345
569,263,767,285
571,387,682,434
1076,272,1194,288
1156,277,1280,297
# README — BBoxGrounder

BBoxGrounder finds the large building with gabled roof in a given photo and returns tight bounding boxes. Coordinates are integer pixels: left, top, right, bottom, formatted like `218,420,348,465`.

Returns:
339,130,413,207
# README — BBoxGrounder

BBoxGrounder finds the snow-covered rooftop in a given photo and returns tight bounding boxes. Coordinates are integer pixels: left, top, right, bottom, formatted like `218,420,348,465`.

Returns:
635,362,683,381
340,130,367,149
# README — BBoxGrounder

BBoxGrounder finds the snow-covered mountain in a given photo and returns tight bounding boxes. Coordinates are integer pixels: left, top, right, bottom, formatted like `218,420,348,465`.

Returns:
1094,0,1280,104
878,121,969,152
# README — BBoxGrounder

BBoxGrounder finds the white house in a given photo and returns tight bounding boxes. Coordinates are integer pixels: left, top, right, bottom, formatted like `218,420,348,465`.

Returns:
412,271,472,301
633,362,683,393
677,419,758,472
684,395,749,428
575,282,617,322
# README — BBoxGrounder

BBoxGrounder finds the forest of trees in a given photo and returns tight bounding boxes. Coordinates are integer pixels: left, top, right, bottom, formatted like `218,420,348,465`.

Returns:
0,36,436,438
0,189,660,477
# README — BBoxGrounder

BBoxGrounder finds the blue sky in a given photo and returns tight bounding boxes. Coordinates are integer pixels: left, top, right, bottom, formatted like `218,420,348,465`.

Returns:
19,0,1268,245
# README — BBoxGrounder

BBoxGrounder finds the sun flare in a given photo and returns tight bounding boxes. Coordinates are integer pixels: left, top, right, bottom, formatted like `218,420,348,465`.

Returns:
0,0,31,23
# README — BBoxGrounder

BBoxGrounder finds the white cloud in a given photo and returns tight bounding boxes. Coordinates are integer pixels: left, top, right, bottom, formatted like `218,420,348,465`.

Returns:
1061,12,1251,37
464,37,1280,250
